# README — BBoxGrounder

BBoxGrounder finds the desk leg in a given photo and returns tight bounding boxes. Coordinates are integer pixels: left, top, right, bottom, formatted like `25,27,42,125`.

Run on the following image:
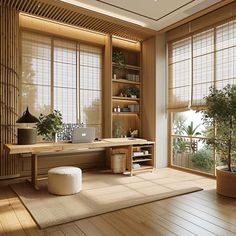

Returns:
31,154,39,190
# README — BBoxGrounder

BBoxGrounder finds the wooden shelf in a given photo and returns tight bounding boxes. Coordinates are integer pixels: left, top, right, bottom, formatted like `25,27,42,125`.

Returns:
133,153,152,158
112,79,140,85
112,112,139,115
112,96,140,101
132,158,152,163
132,165,153,171
112,62,140,71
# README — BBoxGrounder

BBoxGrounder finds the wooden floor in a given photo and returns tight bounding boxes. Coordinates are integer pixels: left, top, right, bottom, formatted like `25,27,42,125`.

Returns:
1,168,236,236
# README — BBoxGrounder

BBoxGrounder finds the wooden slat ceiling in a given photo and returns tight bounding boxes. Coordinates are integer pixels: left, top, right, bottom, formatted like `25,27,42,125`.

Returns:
0,0,156,41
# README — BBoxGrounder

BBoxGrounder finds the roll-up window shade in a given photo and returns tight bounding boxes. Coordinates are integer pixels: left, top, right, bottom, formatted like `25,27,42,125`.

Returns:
191,29,214,109
216,20,236,90
21,32,51,117
79,45,102,138
168,37,191,110
168,17,236,111
21,31,103,137
53,39,77,123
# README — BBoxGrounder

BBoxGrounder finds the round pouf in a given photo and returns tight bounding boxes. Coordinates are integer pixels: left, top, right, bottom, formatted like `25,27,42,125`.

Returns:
48,166,82,195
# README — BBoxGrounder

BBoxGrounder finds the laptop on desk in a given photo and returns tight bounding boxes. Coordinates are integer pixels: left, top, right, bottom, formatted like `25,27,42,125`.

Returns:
72,127,95,143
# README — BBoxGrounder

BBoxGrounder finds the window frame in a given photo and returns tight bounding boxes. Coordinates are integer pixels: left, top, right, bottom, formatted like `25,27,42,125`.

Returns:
167,18,236,176
20,29,104,137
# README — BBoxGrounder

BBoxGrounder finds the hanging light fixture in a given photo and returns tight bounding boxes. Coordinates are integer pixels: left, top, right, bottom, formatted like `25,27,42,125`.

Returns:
16,107,39,145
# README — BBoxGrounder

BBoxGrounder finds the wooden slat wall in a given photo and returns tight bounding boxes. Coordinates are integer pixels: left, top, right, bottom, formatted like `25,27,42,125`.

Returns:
141,37,156,142
0,5,19,179
0,0,155,42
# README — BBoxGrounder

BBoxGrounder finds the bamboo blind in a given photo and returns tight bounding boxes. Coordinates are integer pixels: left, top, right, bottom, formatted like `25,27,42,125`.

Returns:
54,39,77,123
215,20,236,90
166,1,236,43
21,31,103,137
0,6,19,179
168,17,236,111
21,32,51,117
168,37,191,110
79,44,102,138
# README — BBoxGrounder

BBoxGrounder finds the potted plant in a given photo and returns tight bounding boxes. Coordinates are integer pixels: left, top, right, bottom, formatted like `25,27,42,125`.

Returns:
36,110,63,142
112,49,125,79
202,84,236,197
119,86,140,98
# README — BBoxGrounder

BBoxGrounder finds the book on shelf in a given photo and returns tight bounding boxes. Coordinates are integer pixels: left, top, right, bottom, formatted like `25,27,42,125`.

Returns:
133,163,141,169
133,152,144,157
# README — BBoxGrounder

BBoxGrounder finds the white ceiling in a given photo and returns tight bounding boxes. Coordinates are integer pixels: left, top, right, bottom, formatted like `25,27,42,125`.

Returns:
61,0,222,31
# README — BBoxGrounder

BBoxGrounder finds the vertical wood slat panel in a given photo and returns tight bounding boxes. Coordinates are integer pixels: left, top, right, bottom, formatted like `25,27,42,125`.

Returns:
0,5,20,179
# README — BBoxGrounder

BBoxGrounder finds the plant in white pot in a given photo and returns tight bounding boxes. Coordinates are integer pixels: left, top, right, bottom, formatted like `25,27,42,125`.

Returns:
202,84,236,197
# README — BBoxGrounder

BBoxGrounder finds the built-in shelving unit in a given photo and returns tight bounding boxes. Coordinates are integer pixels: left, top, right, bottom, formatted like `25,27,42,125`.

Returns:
130,144,155,175
112,79,140,85
112,43,141,138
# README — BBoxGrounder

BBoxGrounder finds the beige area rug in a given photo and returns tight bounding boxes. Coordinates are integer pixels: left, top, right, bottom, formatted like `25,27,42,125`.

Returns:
11,171,203,229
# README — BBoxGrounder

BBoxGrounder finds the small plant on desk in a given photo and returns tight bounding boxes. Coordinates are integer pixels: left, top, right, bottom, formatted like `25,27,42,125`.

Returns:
36,110,63,142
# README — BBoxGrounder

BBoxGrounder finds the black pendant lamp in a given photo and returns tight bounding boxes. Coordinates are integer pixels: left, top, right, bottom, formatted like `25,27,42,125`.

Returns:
16,107,39,145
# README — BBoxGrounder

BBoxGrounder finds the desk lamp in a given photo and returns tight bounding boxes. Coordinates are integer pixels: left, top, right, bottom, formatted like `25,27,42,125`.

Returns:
16,107,39,145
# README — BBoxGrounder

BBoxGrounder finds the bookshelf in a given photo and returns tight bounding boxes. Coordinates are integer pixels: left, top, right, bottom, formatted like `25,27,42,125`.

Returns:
112,45,141,138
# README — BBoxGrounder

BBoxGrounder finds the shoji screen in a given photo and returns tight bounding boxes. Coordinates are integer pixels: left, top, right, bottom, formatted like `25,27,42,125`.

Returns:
79,45,102,137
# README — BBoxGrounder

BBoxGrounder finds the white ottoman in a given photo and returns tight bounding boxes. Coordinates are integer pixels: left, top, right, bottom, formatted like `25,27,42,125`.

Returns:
48,166,82,195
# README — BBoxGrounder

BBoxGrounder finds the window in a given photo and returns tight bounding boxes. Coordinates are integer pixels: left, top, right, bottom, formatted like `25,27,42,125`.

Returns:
21,32,51,116
168,37,191,110
168,18,236,175
21,31,103,137
80,45,102,137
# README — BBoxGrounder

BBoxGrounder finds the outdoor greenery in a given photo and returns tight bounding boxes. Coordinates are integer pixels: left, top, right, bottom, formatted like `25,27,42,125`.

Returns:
36,110,63,141
183,121,201,136
191,148,214,171
202,85,236,172
172,111,215,173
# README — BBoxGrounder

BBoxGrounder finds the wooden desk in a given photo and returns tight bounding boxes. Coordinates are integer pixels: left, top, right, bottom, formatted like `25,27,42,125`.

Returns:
4,138,154,189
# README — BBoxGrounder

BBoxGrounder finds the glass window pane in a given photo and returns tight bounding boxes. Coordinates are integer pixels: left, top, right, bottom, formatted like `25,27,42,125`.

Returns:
80,44,102,137
171,111,215,175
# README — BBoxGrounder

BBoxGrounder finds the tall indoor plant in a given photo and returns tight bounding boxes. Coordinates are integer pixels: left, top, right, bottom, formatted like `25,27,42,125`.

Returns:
202,84,236,197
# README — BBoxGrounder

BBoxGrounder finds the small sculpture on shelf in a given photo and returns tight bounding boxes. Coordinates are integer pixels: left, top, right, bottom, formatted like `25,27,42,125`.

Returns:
129,129,138,138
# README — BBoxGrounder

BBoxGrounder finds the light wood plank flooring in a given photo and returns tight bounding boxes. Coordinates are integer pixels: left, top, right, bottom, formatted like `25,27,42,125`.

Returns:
1,168,236,236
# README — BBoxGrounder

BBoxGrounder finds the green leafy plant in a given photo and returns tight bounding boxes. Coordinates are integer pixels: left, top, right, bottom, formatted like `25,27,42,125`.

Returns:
112,49,125,79
191,148,214,171
36,110,63,141
112,49,125,69
120,86,140,98
173,138,188,153
202,84,236,172
183,121,201,136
